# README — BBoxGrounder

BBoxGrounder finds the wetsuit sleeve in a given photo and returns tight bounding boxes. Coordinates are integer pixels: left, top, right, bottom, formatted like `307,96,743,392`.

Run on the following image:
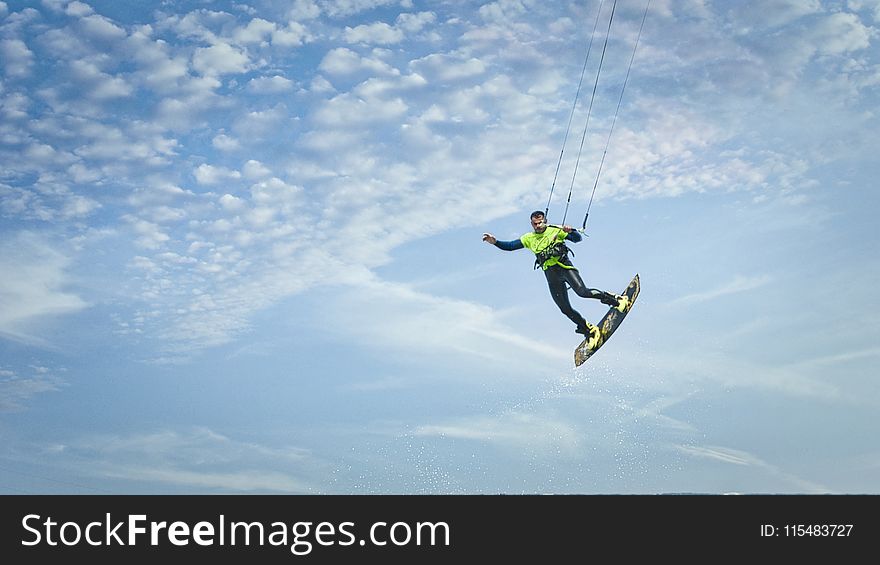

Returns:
565,230,583,243
494,238,524,251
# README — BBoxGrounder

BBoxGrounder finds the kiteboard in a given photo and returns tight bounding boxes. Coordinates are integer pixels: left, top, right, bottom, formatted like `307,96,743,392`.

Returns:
574,273,640,367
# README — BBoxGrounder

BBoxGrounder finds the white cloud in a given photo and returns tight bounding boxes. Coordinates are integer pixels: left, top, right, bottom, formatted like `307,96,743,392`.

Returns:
157,9,234,44
671,275,773,305
353,73,427,98
77,13,127,41
24,143,76,167
731,0,822,29
233,17,276,44
232,104,293,138
125,29,190,91
248,177,302,208
57,428,323,493
297,128,361,151
312,91,408,126
1,39,35,77
19,182,79,219
125,216,171,250
478,0,529,24
319,273,565,369
192,42,251,76
344,22,404,45
811,12,872,55
848,0,880,21
321,0,399,18
0,368,62,412
247,75,295,93
143,205,186,224
318,47,399,76
194,163,242,185
39,0,67,14
61,193,101,218
212,132,240,151
414,412,582,454
441,85,491,123
38,27,91,60
68,59,133,99
242,159,272,178
396,11,436,33
309,75,335,93
0,233,88,338
219,193,247,212
410,53,486,81
65,1,94,17
287,0,321,21
675,444,832,492
272,21,312,46
67,162,102,183
69,121,178,164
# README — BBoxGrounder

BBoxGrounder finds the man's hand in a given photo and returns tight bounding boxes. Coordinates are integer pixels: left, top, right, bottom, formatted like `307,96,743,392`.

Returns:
561,225,573,233
482,233,497,244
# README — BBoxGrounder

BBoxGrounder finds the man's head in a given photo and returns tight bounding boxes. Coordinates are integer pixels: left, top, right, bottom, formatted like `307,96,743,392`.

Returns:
530,210,547,232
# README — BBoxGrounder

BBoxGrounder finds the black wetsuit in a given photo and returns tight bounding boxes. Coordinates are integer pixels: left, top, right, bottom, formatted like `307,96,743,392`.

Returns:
493,231,616,332
543,255,615,330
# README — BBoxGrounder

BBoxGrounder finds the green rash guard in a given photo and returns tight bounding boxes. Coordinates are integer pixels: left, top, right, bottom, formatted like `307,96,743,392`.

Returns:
519,226,581,271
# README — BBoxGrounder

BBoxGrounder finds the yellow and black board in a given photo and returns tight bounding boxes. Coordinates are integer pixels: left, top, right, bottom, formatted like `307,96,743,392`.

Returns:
574,273,640,367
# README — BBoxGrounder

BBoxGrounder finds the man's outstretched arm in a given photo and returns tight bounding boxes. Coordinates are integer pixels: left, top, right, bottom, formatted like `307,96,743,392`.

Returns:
482,233,524,251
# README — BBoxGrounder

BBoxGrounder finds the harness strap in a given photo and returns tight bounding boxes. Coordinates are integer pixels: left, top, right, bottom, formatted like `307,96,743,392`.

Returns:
534,242,575,270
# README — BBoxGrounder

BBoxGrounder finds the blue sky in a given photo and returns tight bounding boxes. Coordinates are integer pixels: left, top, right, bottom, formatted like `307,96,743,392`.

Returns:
0,0,878,494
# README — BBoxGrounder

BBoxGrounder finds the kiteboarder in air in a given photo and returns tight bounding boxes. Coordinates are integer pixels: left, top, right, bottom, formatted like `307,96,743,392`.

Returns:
482,210,629,348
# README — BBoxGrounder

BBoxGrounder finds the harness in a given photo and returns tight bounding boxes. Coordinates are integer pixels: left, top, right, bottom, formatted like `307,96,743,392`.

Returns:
534,241,574,270
520,225,576,271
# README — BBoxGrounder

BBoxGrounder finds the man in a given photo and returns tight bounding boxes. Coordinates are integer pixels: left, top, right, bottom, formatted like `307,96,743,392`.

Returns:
482,210,628,348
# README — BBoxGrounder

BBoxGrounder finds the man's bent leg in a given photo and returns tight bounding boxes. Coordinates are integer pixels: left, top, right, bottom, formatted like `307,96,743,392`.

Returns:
545,267,588,331
562,268,619,306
